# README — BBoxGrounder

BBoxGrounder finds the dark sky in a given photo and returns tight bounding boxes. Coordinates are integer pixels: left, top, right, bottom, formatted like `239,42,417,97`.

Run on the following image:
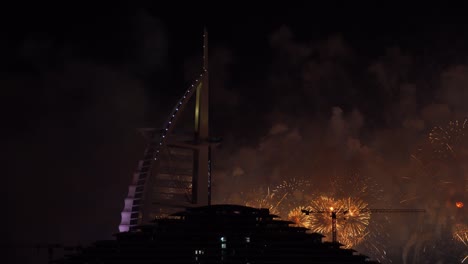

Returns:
2,2,468,264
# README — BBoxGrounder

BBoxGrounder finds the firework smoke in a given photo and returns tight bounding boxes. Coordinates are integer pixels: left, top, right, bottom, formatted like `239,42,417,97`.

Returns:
210,30,468,263
400,119,468,263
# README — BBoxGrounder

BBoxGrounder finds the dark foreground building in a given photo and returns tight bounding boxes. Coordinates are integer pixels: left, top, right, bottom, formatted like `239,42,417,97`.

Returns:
57,204,378,264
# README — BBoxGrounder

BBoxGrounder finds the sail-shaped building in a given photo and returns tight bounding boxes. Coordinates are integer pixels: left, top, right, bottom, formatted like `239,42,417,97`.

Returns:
119,28,212,232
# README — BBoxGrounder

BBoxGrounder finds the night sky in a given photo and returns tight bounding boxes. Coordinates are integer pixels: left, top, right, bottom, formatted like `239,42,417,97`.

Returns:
2,2,468,263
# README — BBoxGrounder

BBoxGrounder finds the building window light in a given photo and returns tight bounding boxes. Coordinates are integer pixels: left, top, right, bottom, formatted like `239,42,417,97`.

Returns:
220,236,227,249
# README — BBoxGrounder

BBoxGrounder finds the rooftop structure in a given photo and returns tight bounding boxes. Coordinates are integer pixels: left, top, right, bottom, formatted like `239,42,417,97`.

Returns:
59,204,378,264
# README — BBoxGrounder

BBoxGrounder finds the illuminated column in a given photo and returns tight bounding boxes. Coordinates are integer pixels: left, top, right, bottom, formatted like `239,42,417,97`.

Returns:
193,27,209,205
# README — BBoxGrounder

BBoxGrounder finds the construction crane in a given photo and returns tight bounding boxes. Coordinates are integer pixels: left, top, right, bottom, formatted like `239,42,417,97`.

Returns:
301,207,425,245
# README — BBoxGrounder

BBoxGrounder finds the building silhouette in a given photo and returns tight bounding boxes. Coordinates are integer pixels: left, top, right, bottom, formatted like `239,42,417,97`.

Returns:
58,204,378,264
59,30,380,263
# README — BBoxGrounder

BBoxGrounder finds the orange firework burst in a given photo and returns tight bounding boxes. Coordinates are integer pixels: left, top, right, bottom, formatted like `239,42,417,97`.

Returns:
306,196,371,249
341,197,371,240
287,206,309,228
307,196,340,235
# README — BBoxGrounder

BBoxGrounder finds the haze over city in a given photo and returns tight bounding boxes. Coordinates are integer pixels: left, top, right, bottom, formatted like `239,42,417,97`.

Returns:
2,2,467,263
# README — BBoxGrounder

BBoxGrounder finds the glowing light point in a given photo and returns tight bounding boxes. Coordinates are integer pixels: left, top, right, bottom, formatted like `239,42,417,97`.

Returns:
456,201,464,208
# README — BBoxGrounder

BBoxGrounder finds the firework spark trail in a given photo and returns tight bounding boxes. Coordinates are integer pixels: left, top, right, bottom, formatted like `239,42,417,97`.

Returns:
330,171,385,205
399,196,420,204
242,187,282,215
453,223,468,247
341,197,370,239
272,177,312,216
358,214,391,264
428,119,468,160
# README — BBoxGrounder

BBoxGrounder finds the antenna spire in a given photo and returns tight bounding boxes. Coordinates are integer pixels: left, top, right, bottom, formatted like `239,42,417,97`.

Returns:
203,27,208,72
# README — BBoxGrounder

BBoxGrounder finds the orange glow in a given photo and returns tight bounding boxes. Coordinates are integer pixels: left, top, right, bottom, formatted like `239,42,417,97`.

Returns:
456,201,464,208
329,207,334,212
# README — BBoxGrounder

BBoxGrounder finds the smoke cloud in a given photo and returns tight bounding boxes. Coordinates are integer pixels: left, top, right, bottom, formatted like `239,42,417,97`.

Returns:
209,26,467,263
